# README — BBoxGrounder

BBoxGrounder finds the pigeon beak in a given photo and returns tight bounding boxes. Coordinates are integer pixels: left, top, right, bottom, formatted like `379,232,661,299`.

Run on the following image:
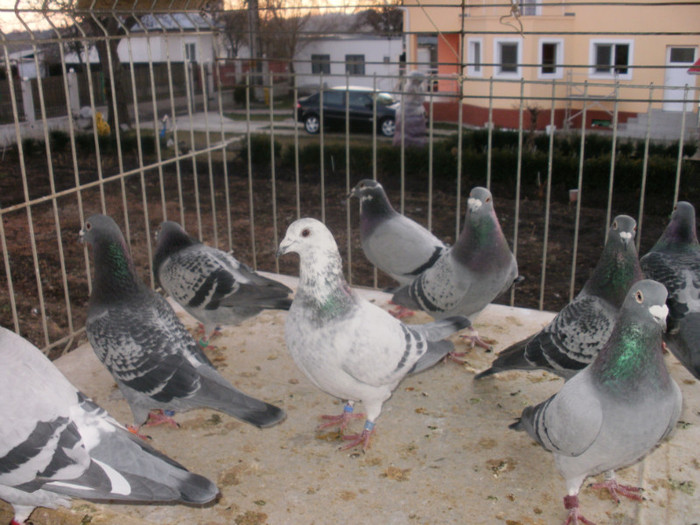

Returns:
649,304,669,330
277,236,293,258
346,188,358,200
78,228,86,244
467,197,483,212
619,231,633,245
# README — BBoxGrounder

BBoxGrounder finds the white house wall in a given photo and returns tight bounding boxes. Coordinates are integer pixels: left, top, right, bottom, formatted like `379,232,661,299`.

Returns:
64,33,215,64
295,37,403,92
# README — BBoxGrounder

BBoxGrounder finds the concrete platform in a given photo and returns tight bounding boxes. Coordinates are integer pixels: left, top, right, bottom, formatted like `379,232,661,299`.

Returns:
3,275,699,525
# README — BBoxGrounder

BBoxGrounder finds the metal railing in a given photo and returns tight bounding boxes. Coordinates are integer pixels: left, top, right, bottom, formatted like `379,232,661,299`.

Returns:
1,2,699,355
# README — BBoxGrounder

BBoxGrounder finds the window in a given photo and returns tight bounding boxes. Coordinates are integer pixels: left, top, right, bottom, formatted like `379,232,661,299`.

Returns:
519,0,539,16
321,91,343,106
590,40,633,78
311,54,330,75
345,54,365,76
468,39,483,77
494,39,521,76
185,42,196,62
670,47,695,63
348,91,372,109
538,39,563,78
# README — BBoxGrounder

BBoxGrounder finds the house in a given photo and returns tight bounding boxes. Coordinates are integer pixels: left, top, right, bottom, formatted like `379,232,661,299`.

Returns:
294,34,404,94
64,13,220,65
401,0,699,134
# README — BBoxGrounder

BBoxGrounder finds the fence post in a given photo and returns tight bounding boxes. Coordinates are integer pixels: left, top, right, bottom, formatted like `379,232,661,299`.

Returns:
67,68,80,117
21,77,35,123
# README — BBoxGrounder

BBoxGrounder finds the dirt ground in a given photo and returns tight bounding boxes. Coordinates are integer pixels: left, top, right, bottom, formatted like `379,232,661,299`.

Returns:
0,147,672,353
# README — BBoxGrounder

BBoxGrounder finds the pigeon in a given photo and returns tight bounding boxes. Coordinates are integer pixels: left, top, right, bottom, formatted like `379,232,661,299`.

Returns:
476,215,643,379
640,201,700,378
277,218,470,450
0,326,218,525
391,186,518,347
510,280,681,525
153,220,292,346
348,179,447,287
81,214,286,431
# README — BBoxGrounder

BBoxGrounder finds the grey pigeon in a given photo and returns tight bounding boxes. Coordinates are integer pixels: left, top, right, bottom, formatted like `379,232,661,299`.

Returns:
476,215,643,379
0,326,218,525
392,186,518,346
81,214,286,431
277,218,470,450
640,201,700,378
348,179,447,286
153,220,292,345
510,280,681,525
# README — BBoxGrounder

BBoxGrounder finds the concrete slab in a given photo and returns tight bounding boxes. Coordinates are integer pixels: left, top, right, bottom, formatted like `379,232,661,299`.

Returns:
3,275,699,525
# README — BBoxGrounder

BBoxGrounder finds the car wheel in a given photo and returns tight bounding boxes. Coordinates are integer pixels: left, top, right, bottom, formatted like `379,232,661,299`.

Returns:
380,117,395,137
304,114,320,134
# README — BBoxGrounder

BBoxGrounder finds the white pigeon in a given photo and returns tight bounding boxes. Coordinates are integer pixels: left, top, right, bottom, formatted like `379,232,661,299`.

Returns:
0,327,218,525
348,179,447,287
277,218,470,450
154,220,292,346
510,280,681,525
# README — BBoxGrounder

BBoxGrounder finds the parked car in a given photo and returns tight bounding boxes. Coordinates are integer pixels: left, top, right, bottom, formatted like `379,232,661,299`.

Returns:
296,87,398,137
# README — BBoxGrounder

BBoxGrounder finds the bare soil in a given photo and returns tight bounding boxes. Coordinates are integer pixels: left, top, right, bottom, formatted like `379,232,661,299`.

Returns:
0,147,670,353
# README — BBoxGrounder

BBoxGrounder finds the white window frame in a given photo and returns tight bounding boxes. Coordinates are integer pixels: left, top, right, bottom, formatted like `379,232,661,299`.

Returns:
519,0,541,16
538,38,564,79
493,38,523,78
589,39,634,80
184,41,197,63
467,38,483,77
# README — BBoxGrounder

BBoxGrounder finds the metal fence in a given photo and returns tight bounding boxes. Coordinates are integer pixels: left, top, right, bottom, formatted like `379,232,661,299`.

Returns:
1,1,699,355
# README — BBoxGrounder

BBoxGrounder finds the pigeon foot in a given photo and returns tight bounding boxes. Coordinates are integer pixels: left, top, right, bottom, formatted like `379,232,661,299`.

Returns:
340,421,375,451
459,327,494,350
144,409,180,429
589,479,643,503
317,403,364,431
563,495,596,525
388,303,415,319
126,425,151,440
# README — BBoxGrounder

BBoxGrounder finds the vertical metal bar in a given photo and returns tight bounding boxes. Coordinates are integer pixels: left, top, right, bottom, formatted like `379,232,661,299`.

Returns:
372,73,378,288
510,78,524,306
399,72,406,214
427,73,434,232
293,79,301,219
1,45,21,333
486,76,494,189
604,80,620,244
268,71,279,274
636,84,655,252
539,80,557,311
673,85,690,207
181,41,202,239
198,59,219,248
319,74,325,223
455,75,464,238
569,81,589,301
345,72,353,285
245,72,257,269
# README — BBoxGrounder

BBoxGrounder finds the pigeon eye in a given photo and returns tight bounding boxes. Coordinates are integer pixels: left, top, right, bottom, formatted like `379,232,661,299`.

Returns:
485,197,491,203
635,290,644,303
85,222,92,231
301,228,311,238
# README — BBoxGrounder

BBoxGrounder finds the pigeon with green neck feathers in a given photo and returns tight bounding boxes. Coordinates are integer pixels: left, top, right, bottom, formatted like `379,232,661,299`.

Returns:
277,218,470,450
476,215,643,380
348,179,447,287
640,201,700,379
0,327,218,525
510,279,681,525
81,214,286,432
391,186,518,348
